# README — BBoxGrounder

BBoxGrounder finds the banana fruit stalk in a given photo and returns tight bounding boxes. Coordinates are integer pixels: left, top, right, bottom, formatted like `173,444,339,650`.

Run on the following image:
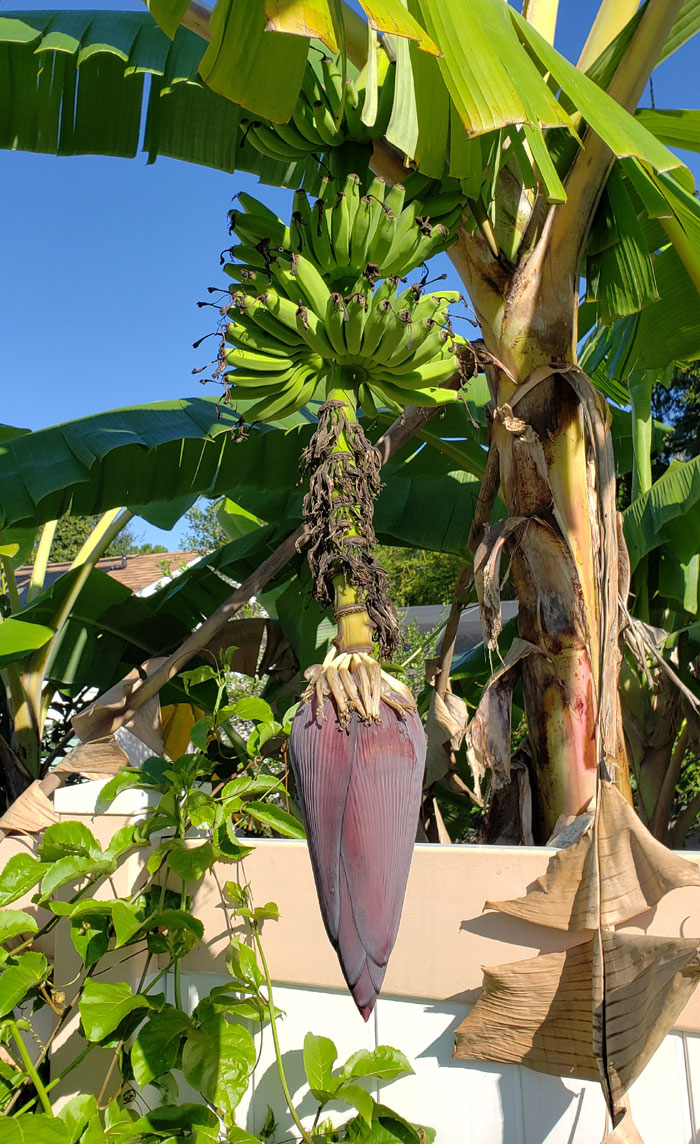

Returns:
288,398,424,1021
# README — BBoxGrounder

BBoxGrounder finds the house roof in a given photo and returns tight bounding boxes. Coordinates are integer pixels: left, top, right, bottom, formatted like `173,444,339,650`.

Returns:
14,551,201,603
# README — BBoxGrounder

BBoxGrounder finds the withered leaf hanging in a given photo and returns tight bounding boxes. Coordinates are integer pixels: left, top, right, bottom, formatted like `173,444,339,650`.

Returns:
485,780,700,931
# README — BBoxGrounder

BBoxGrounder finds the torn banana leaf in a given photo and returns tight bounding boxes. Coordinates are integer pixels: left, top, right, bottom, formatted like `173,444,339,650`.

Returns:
485,781,700,930
455,930,700,1101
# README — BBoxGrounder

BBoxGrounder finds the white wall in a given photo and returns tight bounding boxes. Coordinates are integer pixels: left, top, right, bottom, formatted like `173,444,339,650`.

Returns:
181,971,699,1144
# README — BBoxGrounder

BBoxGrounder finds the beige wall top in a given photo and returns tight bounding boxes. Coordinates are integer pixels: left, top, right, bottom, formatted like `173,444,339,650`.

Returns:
184,839,700,1030
2,780,696,1031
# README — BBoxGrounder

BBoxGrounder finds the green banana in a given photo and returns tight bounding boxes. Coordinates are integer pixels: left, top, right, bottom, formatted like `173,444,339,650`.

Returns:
248,121,309,163
291,90,322,146
244,362,312,423
236,192,283,224
380,204,424,277
292,369,322,412
228,242,281,272
331,191,350,267
351,176,386,269
226,320,293,358
344,289,370,356
321,55,344,125
261,288,335,358
232,210,290,249
274,118,318,155
384,183,407,217
389,323,451,372
349,195,373,272
373,354,462,391
240,295,306,349
370,305,413,365
369,53,396,139
358,278,399,358
309,178,336,273
371,375,460,408
365,381,403,416
291,189,313,255
324,292,349,356
224,265,271,292
358,382,379,420
289,252,332,318
344,175,361,253
225,346,296,373
228,374,296,399
366,197,398,267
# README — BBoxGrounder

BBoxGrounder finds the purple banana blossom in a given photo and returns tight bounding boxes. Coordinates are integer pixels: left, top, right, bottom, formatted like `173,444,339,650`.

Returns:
289,697,425,1019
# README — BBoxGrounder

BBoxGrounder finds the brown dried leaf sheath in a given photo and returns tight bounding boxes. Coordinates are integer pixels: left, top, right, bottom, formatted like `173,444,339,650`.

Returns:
466,637,542,791
484,781,700,931
454,932,700,1100
301,402,401,658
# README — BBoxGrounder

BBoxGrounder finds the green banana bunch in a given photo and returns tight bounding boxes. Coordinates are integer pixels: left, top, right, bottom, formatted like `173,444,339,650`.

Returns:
216,189,470,426
239,52,396,168
230,176,465,294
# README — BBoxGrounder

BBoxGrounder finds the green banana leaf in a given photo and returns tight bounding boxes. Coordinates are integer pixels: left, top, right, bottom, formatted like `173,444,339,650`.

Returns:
0,396,306,531
10,523,284,687
0,617,54,669
658,0,700,64
0,11,313,183
609,404,670,479
624,455,700,570
636,109,700,154
586,164,659,324
0,396,491,550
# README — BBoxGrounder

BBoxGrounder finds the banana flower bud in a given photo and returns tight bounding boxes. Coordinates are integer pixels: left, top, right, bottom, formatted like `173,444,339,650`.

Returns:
289,676,425,1020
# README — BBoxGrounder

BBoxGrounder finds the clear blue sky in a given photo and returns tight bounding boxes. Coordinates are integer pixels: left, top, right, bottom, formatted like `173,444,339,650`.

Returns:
2,1,699,547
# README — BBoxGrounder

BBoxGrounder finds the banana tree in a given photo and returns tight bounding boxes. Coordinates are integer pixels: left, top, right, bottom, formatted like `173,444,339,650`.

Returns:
4,0,700,843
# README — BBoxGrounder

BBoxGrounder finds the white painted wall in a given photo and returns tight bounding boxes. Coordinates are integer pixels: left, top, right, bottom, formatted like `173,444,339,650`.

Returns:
179,971,699,1144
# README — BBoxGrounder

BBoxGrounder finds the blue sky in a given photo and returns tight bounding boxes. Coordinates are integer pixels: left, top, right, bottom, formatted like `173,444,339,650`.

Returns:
2,1,699,547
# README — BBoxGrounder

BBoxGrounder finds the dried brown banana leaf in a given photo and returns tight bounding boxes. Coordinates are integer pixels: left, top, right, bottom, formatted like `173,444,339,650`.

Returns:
454,931,700,1100
485,781,700,930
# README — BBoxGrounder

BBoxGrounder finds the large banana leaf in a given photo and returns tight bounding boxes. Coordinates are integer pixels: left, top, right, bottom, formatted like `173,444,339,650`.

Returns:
0,397,312,531
636,109,700,153
0,11,312,182
0,396,491,552
624,455,700,570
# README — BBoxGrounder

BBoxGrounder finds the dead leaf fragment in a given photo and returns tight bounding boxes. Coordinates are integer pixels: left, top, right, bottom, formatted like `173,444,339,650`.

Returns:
454,931,700,1100
474,517,527,649
0,781,58,834
466,638,542,792
485,781,700,930
73,659,165,754
454,939,598,1078
424,689,468,787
